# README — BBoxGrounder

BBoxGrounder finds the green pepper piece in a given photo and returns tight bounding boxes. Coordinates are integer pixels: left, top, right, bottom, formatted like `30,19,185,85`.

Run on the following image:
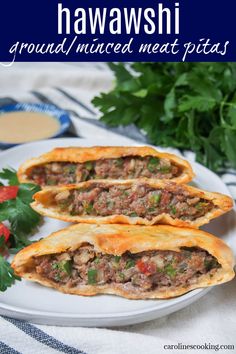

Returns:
114,158,123,167
148,207,156,212
88,269,97,284
60,260,72,275
130,212,138,217
118,272,125,281
150,193,161,205
94,257,100,264
66,165,76,174
125,259,136,269
114,255,121,263
52,260,72,275
51,262,58,270
85,161,93,171
170,205,177,215
164,263,176,278
84,202,94,214
196,201,209,210
159,165,171,173
147,157,160,172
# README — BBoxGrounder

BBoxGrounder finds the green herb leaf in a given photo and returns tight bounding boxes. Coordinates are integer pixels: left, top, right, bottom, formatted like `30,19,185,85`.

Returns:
17,183,41,204
0,255,21,291
0,168,19,186
0,167,42,291
92,63,236,171
0,183,41,249
0,236,5,249
133,89,148,98
2,198,41,236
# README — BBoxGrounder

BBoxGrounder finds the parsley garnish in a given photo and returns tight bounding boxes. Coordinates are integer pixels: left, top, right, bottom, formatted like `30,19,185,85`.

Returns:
0,255,21,291
92,63,236,171
0,168,19,186
0,168,41,291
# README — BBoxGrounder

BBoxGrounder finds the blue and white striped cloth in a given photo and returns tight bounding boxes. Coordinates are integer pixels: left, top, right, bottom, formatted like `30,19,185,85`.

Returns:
0,63,235,354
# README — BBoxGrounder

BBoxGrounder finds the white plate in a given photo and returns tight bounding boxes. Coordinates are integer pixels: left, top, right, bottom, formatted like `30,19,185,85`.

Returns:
0,138,235,327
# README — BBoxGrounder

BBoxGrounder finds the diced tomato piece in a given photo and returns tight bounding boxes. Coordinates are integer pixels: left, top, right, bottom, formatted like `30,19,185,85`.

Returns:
0,223,10,242
0,186,19,203
137,260,156,275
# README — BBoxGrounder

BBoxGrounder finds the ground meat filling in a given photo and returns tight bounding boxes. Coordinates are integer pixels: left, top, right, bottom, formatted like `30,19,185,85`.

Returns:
54,183,214,221
34,245,221,291
29,156,181,186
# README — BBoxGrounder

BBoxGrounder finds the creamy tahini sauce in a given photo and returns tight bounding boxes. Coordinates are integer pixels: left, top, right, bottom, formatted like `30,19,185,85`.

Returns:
0,111,60,143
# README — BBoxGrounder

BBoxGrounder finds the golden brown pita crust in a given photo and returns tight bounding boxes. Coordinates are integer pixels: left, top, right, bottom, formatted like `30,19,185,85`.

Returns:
17,146,194,184
11,224,235,299
31,180,233,228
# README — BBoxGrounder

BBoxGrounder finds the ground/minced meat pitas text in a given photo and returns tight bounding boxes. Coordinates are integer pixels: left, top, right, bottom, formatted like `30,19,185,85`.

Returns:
34,245,221,291
53,183,214,221
29,156,181,185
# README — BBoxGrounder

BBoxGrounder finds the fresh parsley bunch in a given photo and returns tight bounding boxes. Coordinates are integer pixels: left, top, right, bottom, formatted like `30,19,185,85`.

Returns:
0,168,41,291
92,63,236,171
